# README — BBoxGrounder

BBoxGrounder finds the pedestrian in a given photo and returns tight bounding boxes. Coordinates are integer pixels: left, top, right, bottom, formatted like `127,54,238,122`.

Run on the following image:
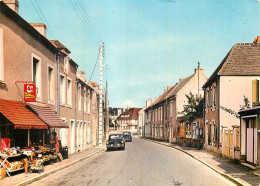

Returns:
52,132,59,153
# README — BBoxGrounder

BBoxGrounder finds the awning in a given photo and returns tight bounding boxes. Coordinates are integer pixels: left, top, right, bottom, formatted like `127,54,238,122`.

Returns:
0,99,48,129
27,103,69,128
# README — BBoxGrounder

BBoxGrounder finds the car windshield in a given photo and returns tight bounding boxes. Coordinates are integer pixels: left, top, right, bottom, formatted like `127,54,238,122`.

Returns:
109,134,123,140
123,132,131,136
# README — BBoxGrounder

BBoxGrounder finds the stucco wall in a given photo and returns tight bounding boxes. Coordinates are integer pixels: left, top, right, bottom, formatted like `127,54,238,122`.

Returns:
219,76,259,129
0,11,56,104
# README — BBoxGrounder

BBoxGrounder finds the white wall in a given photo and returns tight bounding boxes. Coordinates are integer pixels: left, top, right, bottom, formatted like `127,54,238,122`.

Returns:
219,76,260,129
176,69,208,115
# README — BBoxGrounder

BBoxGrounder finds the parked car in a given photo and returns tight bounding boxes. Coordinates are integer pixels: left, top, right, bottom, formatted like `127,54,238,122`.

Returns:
106,134,125,151
123,131,132,142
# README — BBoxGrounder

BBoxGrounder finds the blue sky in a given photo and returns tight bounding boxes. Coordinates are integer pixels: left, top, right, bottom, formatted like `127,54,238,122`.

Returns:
19,0,260,108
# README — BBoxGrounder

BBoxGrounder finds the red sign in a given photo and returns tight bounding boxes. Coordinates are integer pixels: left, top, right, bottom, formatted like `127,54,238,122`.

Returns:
24,84,36,102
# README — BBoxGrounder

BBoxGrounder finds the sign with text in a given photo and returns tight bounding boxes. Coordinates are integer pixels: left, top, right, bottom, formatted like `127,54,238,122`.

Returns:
193,122,200,140
180,122,186,138
24,84,36,102
186,122,192,138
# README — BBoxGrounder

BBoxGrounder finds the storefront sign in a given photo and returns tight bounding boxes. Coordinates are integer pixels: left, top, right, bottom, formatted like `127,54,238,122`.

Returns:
180,122,186,138
24,84,36,102
186,122,192,138
193,122,200,140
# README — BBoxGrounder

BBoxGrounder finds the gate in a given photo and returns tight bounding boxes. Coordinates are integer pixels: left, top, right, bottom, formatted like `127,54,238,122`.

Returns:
224,129,234,158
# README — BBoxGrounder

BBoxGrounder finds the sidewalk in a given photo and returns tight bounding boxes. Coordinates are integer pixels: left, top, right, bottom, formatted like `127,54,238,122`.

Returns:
143,138,260,186
0,146,105,186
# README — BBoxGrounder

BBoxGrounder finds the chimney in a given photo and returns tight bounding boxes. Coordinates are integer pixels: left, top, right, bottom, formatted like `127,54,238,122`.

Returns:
30,23,47,37
254,36,260,43
3,0,19,13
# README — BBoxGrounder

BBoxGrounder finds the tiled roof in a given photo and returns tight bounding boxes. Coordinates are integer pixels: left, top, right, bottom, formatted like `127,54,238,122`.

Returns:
117,108,141,120
0,99,47,129
27,103,68,128
50,40,71,54
76,71,94,90
145,86,175,111
166,74,194,99
203,43,260,88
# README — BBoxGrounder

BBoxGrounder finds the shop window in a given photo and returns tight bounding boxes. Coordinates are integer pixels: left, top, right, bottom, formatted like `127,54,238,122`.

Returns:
60,75,65,105
0,27,3,82
48,66,54,102
67,78,72,107
32,53,41,100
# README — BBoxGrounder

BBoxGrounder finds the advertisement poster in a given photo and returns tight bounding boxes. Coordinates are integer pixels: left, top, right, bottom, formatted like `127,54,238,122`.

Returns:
186,122,192,138
180,122,186,138
193,122,200,140
24,84,36,102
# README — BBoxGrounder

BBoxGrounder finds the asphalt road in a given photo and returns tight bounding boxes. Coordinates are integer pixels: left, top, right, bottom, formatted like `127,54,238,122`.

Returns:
29,137,235,186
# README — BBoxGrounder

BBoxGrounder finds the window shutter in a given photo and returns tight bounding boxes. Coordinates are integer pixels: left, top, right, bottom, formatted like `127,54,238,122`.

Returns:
252,79,259,103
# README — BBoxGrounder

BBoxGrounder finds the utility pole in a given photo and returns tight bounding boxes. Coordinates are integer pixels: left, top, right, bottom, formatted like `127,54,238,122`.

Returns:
98,42,104,146
105,81,109,139
197,61,200,149
198,61,200,97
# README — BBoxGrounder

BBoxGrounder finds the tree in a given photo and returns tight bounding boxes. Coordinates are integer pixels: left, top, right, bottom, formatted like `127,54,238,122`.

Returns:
178,92,203,123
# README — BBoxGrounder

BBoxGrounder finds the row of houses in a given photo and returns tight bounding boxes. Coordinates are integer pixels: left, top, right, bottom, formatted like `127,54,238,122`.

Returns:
138,37,260,167
0,0,102,155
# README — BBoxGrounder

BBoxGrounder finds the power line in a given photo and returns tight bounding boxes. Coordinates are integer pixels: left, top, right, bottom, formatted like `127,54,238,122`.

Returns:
77,0,101,39
30,0,56,39
89,47,100,81
33,0,57,39
68,0,97,43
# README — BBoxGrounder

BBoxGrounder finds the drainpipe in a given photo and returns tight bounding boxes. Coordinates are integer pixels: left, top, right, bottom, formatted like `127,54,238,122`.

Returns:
56,52,60,116
203,87,205,149
75,70,78,153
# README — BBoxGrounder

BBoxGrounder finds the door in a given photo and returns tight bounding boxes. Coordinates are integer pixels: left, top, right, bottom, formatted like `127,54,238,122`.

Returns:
246,128,254,163
70,121,75,154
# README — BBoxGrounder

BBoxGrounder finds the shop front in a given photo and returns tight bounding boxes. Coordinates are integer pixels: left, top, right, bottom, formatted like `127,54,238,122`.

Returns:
0,99,68,178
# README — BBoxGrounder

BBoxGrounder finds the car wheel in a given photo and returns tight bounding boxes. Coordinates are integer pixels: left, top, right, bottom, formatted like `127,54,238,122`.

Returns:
107,148,110,151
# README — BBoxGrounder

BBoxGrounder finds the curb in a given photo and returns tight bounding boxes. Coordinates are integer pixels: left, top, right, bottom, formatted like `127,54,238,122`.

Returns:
16,148,106,186
142,138,249,186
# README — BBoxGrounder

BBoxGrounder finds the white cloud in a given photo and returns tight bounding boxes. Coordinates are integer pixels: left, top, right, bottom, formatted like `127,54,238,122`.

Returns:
122,99,137,108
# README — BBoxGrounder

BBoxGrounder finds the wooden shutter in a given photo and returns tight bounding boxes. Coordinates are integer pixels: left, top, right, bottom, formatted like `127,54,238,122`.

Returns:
252,79,259,103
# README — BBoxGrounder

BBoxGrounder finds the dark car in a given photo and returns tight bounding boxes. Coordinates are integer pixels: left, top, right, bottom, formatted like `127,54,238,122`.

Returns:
123,132,132,142
106,134,125,151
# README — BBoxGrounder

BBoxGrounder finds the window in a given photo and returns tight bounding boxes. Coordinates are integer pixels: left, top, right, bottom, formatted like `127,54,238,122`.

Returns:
64,56,69,74
84,88,87,113
67,78,72,106
60,75,65,104
0,27,3,81
48,66,54,102
87,89,90,114
32,53,41,100
252,79,259,104
170,101,173,117
78,84,81,111
208,123,211,144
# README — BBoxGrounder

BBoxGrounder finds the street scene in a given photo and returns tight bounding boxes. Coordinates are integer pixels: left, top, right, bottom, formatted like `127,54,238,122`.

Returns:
1,0,260,185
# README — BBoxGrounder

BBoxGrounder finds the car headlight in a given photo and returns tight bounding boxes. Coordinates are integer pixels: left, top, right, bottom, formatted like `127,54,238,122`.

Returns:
121,141,125,143
106,142,109,144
